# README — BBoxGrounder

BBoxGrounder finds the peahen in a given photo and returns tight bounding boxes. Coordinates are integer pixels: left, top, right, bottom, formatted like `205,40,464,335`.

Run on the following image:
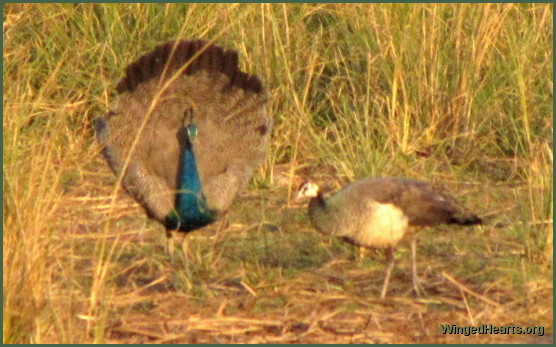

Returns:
94,40,272,256
296,177,482,299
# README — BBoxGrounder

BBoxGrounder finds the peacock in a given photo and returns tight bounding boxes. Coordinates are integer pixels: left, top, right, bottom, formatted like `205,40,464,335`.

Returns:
94,40,272,256
296,177,482,299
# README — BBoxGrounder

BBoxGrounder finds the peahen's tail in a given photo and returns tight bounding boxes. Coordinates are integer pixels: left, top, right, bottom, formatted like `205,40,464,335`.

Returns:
449,213,482,226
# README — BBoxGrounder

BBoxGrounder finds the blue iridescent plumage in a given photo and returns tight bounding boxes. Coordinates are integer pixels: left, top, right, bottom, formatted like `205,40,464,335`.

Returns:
165,124,215,231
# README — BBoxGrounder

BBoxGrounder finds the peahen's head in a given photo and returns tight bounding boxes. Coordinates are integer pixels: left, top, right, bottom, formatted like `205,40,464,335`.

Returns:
295,181,321,201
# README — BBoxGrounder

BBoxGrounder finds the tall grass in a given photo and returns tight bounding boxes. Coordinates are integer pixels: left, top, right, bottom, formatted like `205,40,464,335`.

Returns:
3,3,552,343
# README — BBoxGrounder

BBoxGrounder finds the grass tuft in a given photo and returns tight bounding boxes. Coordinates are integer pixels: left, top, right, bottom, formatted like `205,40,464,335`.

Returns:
3,3,552,343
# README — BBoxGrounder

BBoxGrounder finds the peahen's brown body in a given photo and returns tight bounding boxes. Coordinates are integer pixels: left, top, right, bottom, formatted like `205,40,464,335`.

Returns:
95,40,272,240
297,177,482,298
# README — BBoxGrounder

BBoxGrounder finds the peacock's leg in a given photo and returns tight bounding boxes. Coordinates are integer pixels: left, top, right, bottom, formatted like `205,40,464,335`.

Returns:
165,229,175,264
214,213,230,242
180,233,192,280
380,246,396,299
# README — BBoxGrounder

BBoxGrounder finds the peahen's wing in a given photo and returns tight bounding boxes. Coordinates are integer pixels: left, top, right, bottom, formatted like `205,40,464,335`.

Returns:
95,40,271,223
338,178,480,228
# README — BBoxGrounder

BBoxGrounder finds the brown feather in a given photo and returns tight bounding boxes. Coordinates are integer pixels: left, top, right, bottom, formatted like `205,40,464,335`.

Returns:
96,39,271,226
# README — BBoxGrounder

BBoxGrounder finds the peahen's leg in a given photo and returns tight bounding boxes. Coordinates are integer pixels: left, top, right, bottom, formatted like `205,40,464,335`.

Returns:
411,237,427,297
380,247,396,299
358,247,369,261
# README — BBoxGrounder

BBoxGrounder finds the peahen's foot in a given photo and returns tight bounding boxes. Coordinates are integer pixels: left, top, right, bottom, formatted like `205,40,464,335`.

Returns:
412,272,428,297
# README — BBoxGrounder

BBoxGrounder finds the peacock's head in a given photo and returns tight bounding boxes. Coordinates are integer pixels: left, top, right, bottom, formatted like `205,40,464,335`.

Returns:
295,181,321,201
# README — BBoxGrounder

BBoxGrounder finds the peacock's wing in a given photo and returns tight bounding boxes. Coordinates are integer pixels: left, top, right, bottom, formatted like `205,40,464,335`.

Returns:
95,40,271,223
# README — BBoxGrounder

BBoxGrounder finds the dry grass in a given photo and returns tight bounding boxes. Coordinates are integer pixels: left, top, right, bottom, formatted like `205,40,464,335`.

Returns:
3,3,553,343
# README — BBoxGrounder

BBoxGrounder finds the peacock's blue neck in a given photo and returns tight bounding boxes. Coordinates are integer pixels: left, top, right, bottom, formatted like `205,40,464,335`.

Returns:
165,124,215,231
